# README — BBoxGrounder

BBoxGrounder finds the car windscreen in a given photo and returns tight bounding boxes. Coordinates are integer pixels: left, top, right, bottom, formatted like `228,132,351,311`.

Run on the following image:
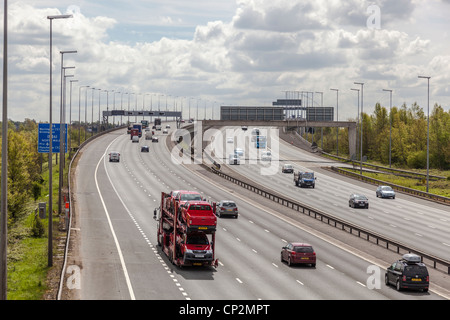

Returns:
186,235,209,245
303,173,314,179
404,265,428,276
188,204,212,211
293,246,314,253
221,202,236,207
180,194,202,201
355,195,367,200
381,186,393,191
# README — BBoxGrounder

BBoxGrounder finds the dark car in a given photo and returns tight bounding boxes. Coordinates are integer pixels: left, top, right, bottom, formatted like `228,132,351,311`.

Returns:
385,254,429,292
376,185,396,199
281,242,316,267
152,136,159,143
349,193,369,209
282,164,294,173
216,200,238,218
141,146,149,152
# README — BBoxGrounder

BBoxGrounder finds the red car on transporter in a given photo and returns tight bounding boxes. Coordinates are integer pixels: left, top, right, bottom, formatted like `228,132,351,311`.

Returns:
281,242,316,267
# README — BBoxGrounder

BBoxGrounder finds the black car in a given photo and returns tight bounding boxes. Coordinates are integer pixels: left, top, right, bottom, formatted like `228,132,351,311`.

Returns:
385,254,429,292
282,164,294,173
141,146,149,152
349,193,369,209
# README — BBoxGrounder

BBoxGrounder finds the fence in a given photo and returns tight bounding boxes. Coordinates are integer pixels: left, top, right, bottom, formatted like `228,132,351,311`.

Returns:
330,166,450,205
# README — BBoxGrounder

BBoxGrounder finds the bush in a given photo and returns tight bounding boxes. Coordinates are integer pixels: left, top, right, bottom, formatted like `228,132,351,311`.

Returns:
31,213,45,238
407,150,427,169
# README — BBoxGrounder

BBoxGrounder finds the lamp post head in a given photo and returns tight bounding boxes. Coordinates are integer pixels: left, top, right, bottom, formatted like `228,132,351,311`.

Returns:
47,14,73,20
60,50,77,54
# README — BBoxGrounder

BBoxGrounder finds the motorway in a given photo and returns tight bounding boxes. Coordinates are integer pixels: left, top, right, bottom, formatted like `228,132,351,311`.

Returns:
212,127,450,261
66,123,448,300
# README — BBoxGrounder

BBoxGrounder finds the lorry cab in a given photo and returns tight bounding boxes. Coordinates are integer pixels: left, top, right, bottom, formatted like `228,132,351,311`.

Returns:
294,171,316,188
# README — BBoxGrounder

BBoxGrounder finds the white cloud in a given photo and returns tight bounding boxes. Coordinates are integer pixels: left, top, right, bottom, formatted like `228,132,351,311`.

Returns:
2,0,449,122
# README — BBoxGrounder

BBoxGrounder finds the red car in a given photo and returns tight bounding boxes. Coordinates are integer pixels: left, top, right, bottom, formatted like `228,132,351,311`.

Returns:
179,201,217,231
281,242,316,267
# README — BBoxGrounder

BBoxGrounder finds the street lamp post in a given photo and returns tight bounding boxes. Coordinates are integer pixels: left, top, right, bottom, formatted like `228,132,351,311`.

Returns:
59,59,76,216
315,91,323,147
330,89,339,156
78,85,89,146
418,76,431,193
351,88,360,160
383,89,393,168
354,82,365,175
46,13,73,268
0,0,8,300
69,79,78,153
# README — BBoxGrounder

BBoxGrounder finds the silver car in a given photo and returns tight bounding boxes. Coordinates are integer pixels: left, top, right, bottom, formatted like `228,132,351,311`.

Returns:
376,186,395,199
216,200,238,218
109,152,120,162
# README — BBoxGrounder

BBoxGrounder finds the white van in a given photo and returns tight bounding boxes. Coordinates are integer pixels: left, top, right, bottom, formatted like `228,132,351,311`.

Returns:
229,153,240,165
132,135,139,143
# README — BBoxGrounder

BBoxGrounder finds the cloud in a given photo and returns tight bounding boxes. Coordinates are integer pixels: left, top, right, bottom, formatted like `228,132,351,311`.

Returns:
2,0,449,122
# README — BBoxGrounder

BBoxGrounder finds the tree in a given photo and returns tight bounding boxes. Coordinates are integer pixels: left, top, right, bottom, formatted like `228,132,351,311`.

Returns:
429,104,450,169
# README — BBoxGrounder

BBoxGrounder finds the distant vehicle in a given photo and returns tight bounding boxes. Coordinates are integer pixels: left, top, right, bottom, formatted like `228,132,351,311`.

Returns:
261,151,271,161
282,164,294,173
145,130,153,140
165,124,171,128
376,186,396,199
216,200,238,218
152,136,159,143
294,171,315,188
132,123,142,137
132,135,139,143
163,128,168,134
109,152,120,162
349,193,369,208
130,128,139,140
241,126,248,131
229,153,240,165
281,242,316,267
141,120,149,128
155,118,162,131
234,148,244,156
175,191,203,205
141,146,149,152
385,254,429,292
227,137,234,144
255,135,266,149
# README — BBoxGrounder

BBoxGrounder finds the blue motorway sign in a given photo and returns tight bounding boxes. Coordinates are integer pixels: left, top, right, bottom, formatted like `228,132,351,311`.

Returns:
38,123,68,153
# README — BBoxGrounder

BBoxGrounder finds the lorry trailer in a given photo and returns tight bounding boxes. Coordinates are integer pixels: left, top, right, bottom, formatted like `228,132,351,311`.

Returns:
154,192,218,267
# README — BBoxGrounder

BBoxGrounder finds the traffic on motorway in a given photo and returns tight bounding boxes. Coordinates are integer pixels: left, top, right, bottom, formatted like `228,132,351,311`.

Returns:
70,119,449,300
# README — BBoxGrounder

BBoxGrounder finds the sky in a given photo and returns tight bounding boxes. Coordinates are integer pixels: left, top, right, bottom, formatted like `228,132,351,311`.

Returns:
1,0,450,122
